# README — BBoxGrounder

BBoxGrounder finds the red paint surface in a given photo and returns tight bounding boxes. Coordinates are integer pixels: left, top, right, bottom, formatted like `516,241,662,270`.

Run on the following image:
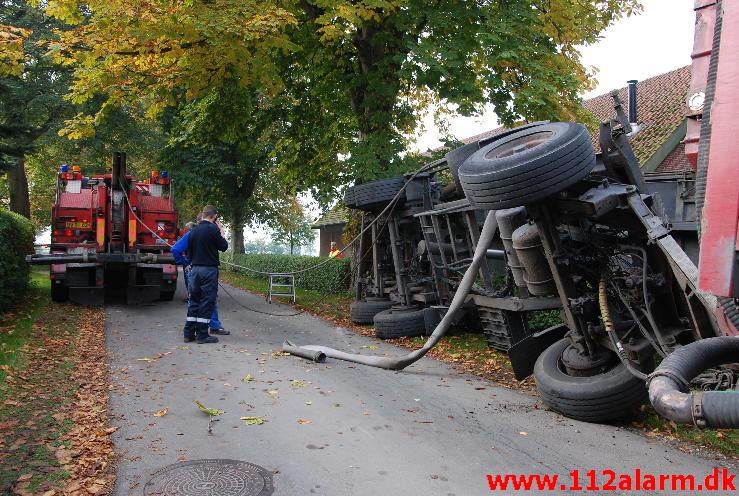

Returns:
698,0,739,298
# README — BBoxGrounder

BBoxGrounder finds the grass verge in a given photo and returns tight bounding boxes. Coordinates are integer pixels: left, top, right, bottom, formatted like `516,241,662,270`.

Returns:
222,267,737,459
0,271,115,495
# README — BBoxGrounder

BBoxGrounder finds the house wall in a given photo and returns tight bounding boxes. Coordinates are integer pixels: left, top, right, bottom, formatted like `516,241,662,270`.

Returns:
317,224,349,257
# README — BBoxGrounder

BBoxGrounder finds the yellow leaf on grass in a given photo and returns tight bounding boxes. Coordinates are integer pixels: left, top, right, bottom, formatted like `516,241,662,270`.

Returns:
154,408,169,417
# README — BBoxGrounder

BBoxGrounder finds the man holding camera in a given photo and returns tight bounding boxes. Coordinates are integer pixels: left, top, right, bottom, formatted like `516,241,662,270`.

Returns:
183,205,229,344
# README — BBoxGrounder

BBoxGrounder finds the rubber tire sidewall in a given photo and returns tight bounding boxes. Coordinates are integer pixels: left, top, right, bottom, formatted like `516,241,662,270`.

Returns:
534,339,651,423
350,298,394,324
352,177,406,212
373,307,426,339
459,122,595,210
446,121,551,195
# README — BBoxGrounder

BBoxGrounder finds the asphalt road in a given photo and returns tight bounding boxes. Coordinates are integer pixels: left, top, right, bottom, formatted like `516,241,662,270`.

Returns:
106,274,736,496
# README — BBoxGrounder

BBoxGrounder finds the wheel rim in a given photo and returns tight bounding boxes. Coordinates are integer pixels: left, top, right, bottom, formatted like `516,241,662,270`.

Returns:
485,131,555,159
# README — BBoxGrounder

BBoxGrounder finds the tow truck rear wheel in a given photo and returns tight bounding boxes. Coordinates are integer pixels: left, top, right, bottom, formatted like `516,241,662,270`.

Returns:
160,290,175,301
50,284,68,303
533,339,651,423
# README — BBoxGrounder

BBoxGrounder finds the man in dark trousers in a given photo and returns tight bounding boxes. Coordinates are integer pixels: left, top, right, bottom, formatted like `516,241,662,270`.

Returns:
183,205,229,344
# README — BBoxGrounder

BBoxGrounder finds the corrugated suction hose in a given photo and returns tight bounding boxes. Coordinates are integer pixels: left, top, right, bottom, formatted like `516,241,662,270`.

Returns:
647,336,739,428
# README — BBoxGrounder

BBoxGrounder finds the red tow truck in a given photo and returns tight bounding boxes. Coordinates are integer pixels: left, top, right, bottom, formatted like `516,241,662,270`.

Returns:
27,152,179,306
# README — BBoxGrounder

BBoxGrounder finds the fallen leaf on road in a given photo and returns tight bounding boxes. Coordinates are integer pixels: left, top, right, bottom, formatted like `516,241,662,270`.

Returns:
194,400,224,416
241,374,254,383
240,416,267,425
267,390,279,396
361,345,378,349
330,403,341,408
291,380,308,388
305,401,312,406
154,408,169,417
137,352,172,362
297,420,311,424
519,431,528,436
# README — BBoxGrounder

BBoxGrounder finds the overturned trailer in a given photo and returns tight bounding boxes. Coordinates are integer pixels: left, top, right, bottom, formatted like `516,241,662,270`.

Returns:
341,88,737,425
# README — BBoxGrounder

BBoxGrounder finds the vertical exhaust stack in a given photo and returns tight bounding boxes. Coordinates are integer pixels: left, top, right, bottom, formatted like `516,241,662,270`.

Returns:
627,80,638,125
627,80,642,136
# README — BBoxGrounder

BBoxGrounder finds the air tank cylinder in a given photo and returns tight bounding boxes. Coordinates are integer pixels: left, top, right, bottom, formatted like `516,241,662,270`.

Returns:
495,207,528,289
512,223,557,296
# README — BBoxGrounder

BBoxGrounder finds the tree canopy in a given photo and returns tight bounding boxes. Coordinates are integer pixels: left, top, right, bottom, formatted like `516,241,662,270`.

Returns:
40,0,641,180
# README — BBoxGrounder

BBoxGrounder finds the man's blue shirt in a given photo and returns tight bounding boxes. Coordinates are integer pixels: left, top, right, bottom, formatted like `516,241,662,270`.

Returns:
171,231,190,266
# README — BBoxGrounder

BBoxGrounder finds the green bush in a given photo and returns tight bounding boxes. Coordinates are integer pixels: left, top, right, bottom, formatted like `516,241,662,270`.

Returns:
221,252,351,293
0,209,34,312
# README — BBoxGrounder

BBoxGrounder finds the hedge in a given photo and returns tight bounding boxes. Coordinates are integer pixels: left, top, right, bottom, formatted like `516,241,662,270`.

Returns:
0,209,34,312
221,253,351,293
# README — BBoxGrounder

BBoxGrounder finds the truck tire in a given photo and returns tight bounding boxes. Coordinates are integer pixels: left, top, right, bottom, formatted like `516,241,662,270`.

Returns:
446,121,550,195
50,284,68,303
350,298,394,324
352,177,406,212
459,122,595,209
533,339,651,423
374,307,426,339
160,290,176,301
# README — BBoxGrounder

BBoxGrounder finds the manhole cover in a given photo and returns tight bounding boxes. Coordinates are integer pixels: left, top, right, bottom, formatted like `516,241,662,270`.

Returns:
143,459,274,496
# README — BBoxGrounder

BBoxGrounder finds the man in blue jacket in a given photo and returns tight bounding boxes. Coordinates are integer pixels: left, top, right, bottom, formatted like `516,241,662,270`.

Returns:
181,205,229,344
171,221,226,335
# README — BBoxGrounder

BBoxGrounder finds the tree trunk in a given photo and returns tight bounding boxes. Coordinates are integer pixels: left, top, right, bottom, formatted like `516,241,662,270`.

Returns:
289,232,294,255
230,206,246,254
7,158,31,219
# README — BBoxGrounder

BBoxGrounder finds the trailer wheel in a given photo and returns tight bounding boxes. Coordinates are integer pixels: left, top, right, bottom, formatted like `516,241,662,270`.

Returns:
352,177,407,212
50,284,68,303
350,298,394,324
459,122,595,209
373,307,426,339
533,339,651,423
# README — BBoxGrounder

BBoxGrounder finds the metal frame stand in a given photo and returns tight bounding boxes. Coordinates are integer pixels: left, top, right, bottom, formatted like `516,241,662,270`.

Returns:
266,274,296,303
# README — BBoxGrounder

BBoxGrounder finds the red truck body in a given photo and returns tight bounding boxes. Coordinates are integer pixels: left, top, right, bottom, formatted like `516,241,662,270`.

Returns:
36,153,179,306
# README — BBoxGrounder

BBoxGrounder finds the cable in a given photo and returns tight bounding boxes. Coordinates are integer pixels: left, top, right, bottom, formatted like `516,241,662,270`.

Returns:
221,158,444,277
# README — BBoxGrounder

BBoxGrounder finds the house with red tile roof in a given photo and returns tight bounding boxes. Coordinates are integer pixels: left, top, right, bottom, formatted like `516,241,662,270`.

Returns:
458,65,693,174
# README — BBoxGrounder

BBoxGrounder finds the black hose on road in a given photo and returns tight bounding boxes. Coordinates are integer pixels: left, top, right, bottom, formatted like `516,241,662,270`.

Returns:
647,336,739,428
281,210,498,370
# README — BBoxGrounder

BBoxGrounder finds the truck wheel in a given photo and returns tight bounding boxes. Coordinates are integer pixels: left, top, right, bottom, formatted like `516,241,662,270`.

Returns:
350,298,394,324
533,339,651,423
373,307,425,339
50,284,68,303
352,177,406,212
459,122,595,209
446,121,550,195
160,290,176,301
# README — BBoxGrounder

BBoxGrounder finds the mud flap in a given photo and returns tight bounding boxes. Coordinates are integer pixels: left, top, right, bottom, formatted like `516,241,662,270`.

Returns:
68,286,105,307
507,324,568,381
